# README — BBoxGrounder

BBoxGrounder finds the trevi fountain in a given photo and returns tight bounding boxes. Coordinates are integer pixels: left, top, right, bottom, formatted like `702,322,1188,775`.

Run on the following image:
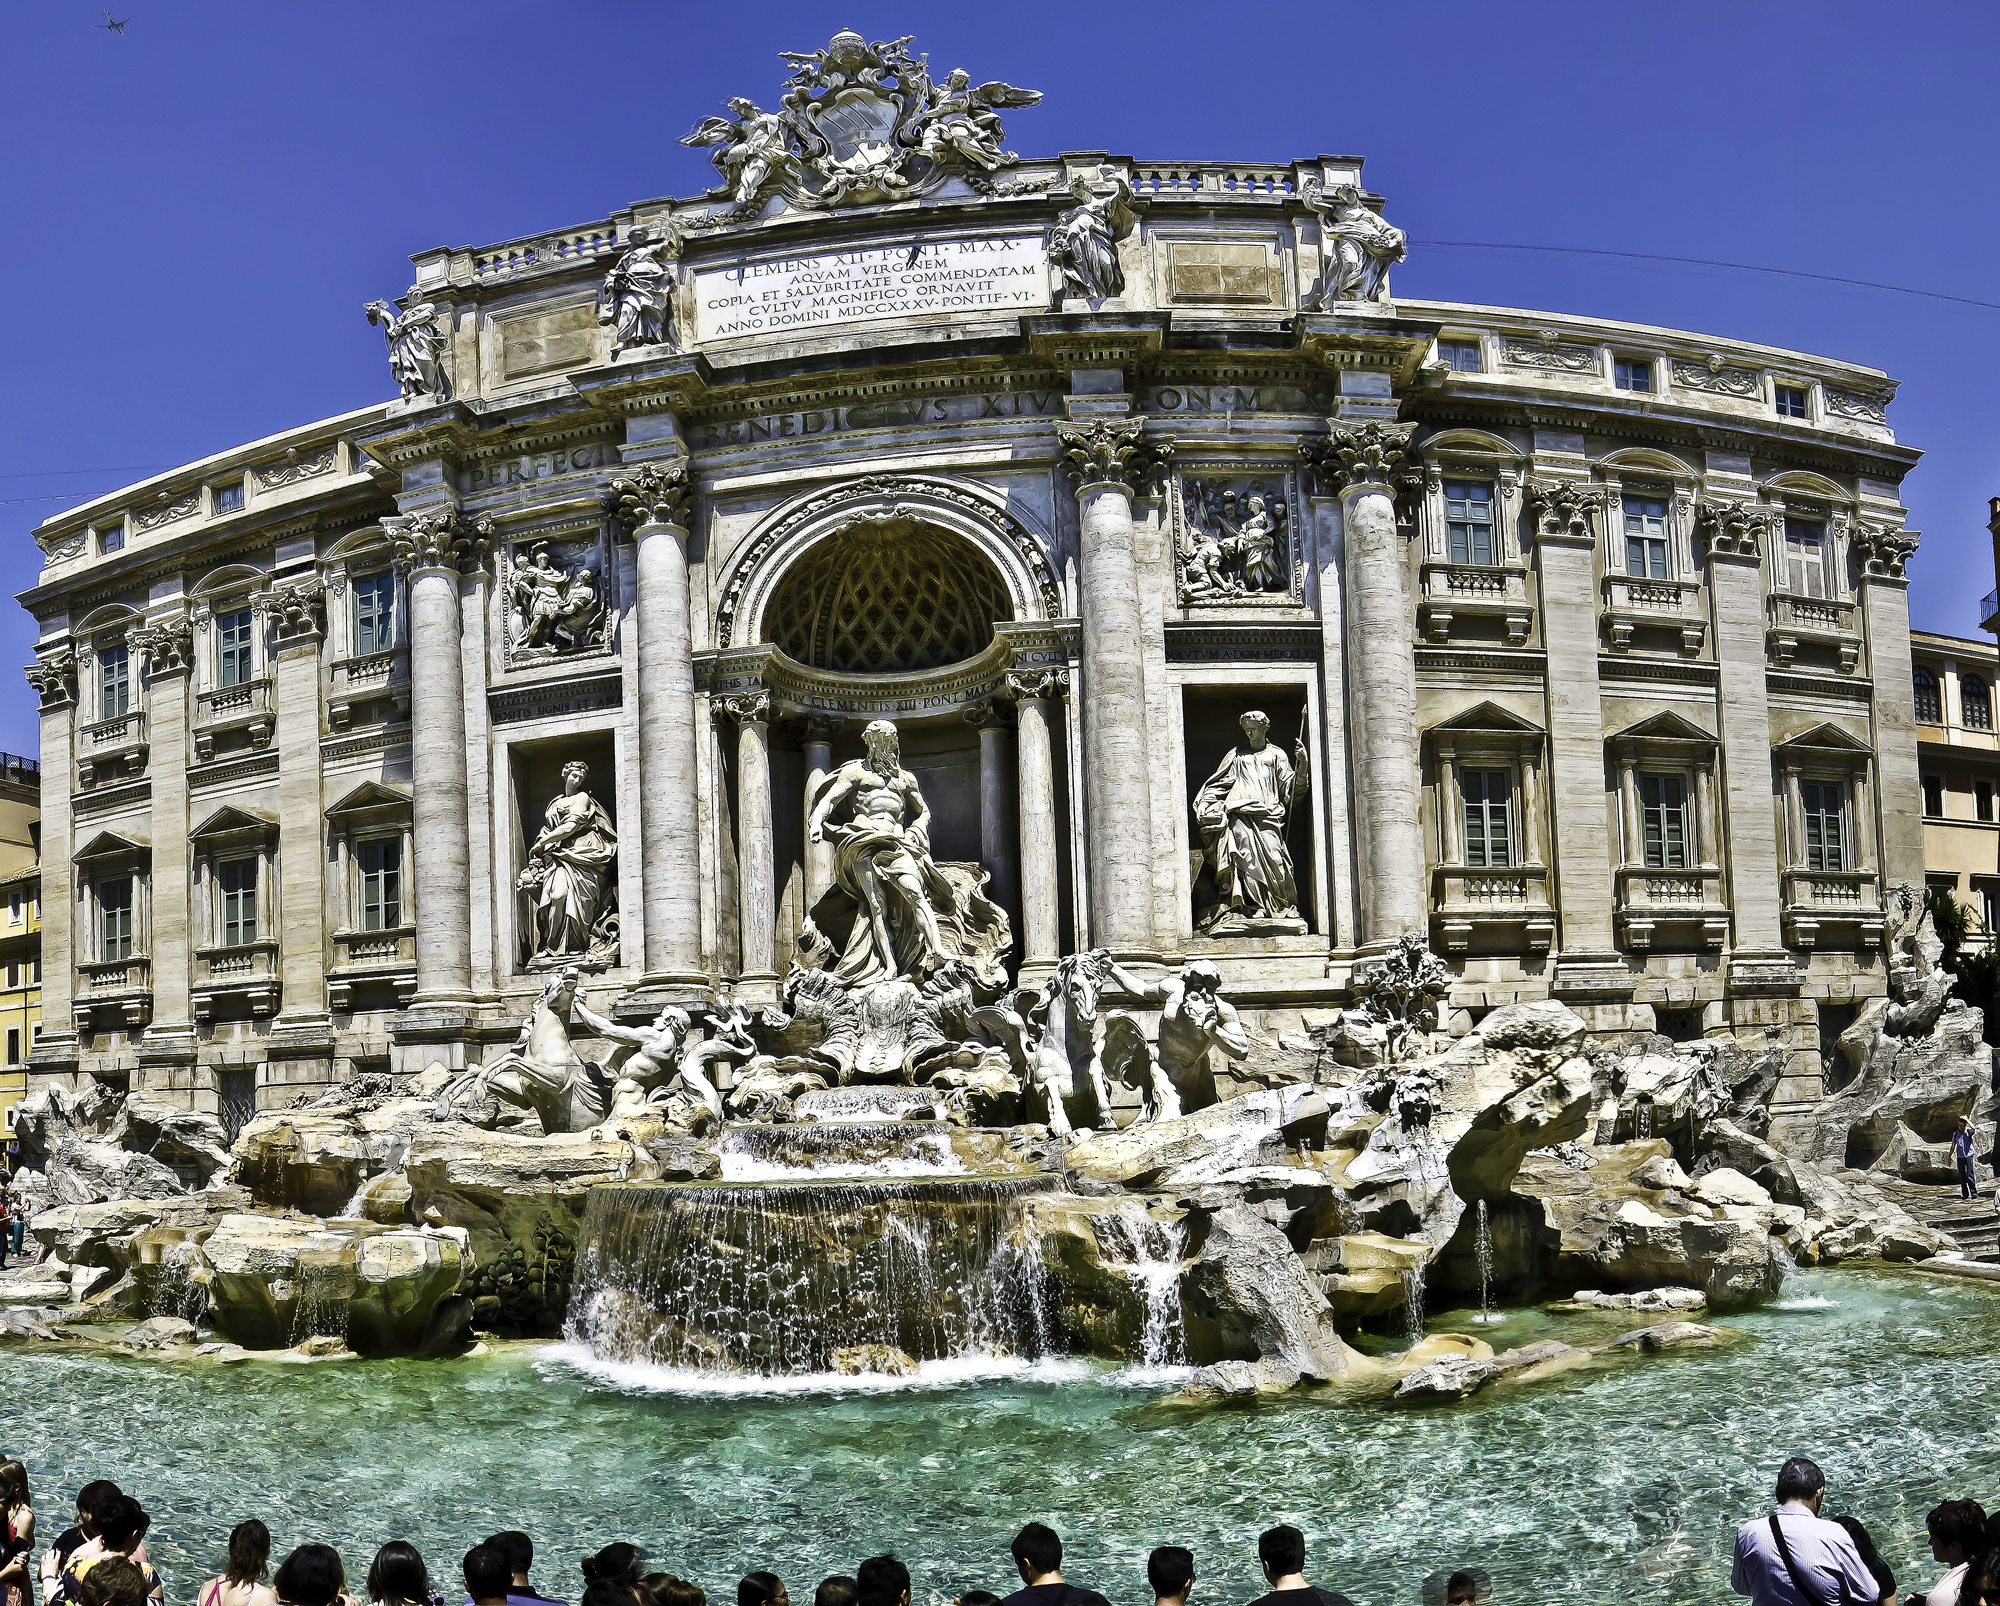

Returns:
7,31,1997,1606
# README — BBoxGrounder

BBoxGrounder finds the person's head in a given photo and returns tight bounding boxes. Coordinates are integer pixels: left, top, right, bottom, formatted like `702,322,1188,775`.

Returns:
1929,1500,1989,1567
483,1535,534,1588
368,1542,433,1606
275,1545,349,1606
74,1480,120,1535
75,1558,149,1606
653,1581,705,1606
1257,1528,1306,1585
465,1546,513,1606
0,1461,28,1511
1445,1574,1479,1606
93,1495,148,1557
957,1595,1001,1606
1774,1457,1826,1511
227,1521,274,1587
1831,1517,1894,1604
582,1547,643,1590
812,1577,858,1606
1146,1547,1194,1604
1010,1527,1062,1585
1965,1553,2000,1606
581,1582,641,1606
739,1575,787,1606
856,1555,910,1606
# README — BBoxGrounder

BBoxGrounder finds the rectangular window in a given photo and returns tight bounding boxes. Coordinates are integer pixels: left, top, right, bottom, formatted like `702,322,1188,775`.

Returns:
217,607,255,688
218,858,258,948
1614,357,1653,393
7,894,19,927
213,481,244,514
1923,774,1946,817
6,964,18,990
6,1030,18,1067
1802,781,1846,871
98,525,124,555
1641,774,1689,869
1623,494,1670,579
352,572,396,656
1986,887,2000,935
99,878,133,963
1979,780,1995,824
1462,769,1513,869
1784,518,1829,598
359,838,403,932
1443,481,1497,566
1438,340,1483,373
1776,385,1809,419
98,646,129,721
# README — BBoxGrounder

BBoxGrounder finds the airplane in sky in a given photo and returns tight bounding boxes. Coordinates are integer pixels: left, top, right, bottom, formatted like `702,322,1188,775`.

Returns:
98,12,130,32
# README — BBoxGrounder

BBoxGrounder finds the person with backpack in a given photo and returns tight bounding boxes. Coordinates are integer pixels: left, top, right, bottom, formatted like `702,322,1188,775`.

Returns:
1730,1457,1880,1606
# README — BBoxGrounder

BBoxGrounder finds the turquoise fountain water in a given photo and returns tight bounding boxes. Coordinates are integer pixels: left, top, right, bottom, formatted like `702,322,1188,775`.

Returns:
4,1269,1997,1606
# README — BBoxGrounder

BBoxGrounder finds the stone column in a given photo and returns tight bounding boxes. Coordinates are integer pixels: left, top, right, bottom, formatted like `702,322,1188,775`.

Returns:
1437,742,1462,864
966,700,1019,934
1695,760,1720,868
1528,481,1621,987
720,692,776,999
1854,526,1926,890
606,462,706,988
1055,419,1165,958
1007,669,1065,976
390,510,487,1005
263,582,330,1024
1698,503,1788,972
1618,757,1642,865
1310,423,1425,946
800,716,843,910
131,622,194,1053
26,653,78,1077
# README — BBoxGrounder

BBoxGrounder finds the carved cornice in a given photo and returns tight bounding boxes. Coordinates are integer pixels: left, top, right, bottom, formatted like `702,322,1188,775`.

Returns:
604,461,694,533
1055,419,1174,496
131,620,194,677
387,509,492,574
1301,422,1416,495
257,579,327,645
1695,500,1778,561
25,648,76,710
1526,480,1600,544
1003,667,1070,702
1850,523,1918,582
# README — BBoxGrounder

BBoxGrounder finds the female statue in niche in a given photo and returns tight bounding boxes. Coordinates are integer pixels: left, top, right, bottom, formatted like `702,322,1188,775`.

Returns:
519,760,620,969
1194,710,1310,935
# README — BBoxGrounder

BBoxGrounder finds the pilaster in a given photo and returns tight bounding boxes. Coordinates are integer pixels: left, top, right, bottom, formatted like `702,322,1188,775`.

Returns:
26,651,78,1086
261,580,331,1028
1853,525,1925,890
132,620,194,1043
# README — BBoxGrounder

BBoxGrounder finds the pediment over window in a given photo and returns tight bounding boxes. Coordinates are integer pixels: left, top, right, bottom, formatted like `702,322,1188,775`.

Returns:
1428,701,1544,735
1608,710,1719,753
74,829,148,869
325,781,412,828
1774,721,1874,770
189,805,279,849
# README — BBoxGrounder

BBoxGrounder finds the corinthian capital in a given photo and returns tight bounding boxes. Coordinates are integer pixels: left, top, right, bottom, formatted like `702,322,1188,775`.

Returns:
1301,422,1417,495
388,509,492,574
1694,500,1777,560
256,579,327,645
1851,523,1919,581
1526,480,1600,542
1055,419,1174,496
715,690,771,727
605,461,695,532
25,647,76,709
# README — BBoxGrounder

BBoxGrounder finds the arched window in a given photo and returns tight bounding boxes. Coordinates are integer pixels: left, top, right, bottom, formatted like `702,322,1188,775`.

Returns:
1914,667,1942,724
1965,675,1992,732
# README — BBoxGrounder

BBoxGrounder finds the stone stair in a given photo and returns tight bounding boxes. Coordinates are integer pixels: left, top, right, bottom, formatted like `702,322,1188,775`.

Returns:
1873,1177,2000,1262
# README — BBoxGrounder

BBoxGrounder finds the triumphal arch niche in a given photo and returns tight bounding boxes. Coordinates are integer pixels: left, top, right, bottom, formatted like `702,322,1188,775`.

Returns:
23,26,1925,1127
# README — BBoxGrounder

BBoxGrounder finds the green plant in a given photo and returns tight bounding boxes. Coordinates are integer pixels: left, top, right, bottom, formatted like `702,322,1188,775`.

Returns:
1923,887,2000,1044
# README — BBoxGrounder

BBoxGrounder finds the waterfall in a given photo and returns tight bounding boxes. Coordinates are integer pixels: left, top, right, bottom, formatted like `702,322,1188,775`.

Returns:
1400,1262,1426,1348
147,1242,207,1323
567,1177,1058,1376
717,1123,965,1181
1636,1102,1654,1141
290,1257,352,1347
1104,1212,1185,1370
1472,1198,1502,1324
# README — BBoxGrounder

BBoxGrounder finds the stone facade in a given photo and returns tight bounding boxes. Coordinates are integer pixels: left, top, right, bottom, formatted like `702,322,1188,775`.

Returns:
18,38,1926,1125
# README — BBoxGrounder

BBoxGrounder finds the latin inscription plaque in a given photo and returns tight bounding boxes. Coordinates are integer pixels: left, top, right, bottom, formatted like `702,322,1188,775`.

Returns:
694,236,1050,342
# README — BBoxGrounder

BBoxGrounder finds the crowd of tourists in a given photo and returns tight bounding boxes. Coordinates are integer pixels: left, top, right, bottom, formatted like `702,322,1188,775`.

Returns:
13,1456,2000,1606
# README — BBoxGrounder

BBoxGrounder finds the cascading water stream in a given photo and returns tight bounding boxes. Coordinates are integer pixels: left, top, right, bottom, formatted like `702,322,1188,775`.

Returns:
1471,1198,1503,1324
147,1242,208,1323
1400,1262,1426,1349
566,1175,1058,1376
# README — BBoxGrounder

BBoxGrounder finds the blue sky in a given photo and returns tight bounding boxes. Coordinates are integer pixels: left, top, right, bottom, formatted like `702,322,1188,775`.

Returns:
3,0,1996,758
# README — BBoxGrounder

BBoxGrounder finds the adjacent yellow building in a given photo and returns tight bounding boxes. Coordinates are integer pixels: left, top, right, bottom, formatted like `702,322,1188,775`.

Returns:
0,754,41,1146
1912,627,2000,939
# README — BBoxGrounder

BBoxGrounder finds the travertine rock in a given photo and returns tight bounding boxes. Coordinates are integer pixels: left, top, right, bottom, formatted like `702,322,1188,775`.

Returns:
1180,1206,1358,1381
1806,997,1994,1177
1392,1353,1500,1403
1608,1320,1721,1350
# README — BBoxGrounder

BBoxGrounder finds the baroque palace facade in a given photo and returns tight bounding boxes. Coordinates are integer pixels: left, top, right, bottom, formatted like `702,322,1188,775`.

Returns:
20,34,1925,1123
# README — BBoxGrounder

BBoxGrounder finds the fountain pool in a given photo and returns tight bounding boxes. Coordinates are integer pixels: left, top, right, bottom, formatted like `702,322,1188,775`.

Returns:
7,1269,2000,1606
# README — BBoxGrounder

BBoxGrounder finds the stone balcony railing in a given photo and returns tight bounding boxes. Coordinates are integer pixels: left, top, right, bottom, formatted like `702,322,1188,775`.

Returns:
77,708,147,788
1418,563,1532,646
1767,592,1860,671
1432,863,1556,953
191,940,280,1019
1615,865,1729,951
194,677,275,762
74,955,152,1031
328,650,411,731
1782,867,1885,950
328,924,418,1012
1602,575,1707,656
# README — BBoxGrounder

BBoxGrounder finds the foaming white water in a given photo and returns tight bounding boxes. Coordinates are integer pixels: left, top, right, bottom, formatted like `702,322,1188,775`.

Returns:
1773,1293,1837,1310
1102,1362,1196,1389
539,1342,1089,1397
717,1147,966,1183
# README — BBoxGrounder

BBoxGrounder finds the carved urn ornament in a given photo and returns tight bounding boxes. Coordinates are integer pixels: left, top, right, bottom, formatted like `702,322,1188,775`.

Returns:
681,32,1041,213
